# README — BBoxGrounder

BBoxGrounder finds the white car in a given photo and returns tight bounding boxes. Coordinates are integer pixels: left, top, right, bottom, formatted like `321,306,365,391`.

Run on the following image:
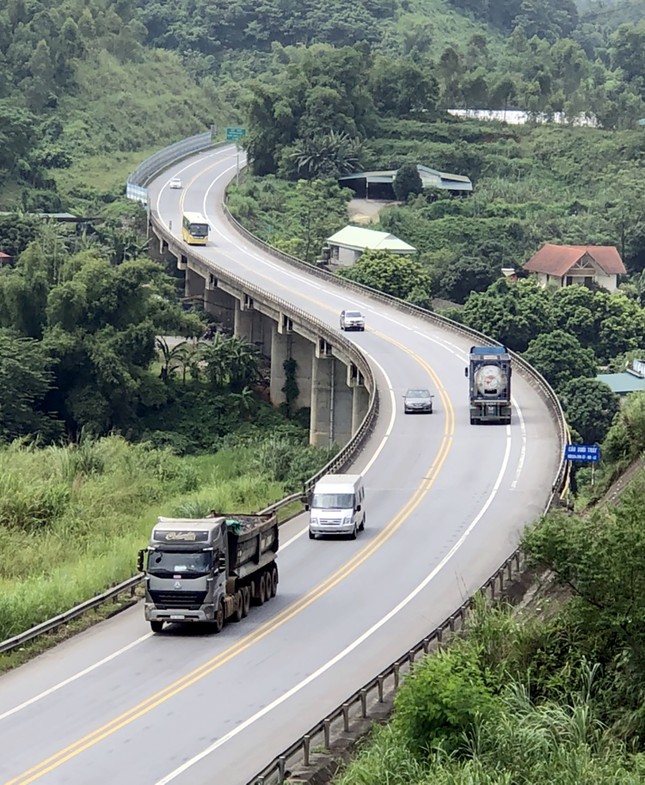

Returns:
169,177,182,189
340,309,366,331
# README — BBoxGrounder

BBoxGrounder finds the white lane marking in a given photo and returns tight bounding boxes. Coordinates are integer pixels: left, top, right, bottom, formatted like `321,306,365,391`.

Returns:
155,147,234,217
0,314,399,724
153,427,514,785
510,396,527,489
359,350,397,476
0,634,153,722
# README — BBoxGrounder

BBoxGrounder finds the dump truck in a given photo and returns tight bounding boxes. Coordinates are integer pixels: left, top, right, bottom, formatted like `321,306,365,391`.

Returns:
138,512,279,633
465,345,512,425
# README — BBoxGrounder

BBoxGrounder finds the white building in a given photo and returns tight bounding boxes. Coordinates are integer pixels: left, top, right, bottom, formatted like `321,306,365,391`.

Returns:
325,225,416,267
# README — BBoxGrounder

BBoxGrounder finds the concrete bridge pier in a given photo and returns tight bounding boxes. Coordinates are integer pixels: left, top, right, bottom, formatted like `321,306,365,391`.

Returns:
203,274,235,332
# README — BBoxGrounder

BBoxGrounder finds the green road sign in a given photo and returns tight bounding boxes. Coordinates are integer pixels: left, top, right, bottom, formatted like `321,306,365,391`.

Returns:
226,127,247,141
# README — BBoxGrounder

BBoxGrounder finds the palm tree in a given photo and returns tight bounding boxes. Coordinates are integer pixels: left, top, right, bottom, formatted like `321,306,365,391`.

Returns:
291,131,364,179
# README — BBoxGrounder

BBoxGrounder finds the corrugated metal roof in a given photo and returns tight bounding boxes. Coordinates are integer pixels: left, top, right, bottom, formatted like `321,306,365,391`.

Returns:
596,373,645,394
339,165,473,192
326,225,416,253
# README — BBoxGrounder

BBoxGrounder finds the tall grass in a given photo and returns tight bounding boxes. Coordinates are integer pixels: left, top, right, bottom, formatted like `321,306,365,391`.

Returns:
335,603,645,785
0,434,327,640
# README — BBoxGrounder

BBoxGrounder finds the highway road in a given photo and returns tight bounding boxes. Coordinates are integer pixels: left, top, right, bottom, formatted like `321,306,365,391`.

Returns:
0,144,561,785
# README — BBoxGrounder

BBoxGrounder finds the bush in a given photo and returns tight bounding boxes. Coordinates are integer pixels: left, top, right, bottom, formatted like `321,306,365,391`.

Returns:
393,644,499,756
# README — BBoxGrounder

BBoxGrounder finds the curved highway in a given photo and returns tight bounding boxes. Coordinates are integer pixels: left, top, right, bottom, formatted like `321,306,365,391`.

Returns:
0,145,560,785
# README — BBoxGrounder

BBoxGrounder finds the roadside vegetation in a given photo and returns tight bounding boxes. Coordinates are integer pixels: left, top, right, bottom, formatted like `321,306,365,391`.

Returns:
335,459,645,785
0,433,333,641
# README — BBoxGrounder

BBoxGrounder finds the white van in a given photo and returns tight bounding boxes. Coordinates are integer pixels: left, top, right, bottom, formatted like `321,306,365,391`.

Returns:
306,474,365,540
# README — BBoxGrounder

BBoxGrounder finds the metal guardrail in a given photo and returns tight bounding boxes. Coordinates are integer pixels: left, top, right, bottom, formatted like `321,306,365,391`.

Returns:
156,220,380,499
128,131,216,188
249,550,525,785
0,576,143,655
0,234,379,657
220,167,569,785
222,199,568,509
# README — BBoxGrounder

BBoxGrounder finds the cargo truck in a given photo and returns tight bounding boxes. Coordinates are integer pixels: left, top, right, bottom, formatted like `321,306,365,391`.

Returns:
138,513,279,633
465,346,512,425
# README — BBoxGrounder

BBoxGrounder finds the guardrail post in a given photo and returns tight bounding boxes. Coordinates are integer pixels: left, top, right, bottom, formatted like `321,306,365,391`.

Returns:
393,663,400,689
360,689,368,718
377,675,385,702
303,735,311,766
507,560,513,582
409,649,416,665
342,703,350,732
278,755,287,781
499,570,505,591
323,719,332,750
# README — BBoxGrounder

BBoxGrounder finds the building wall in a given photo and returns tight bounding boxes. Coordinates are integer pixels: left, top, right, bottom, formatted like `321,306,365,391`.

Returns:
334,245,361,266
533,270,618,292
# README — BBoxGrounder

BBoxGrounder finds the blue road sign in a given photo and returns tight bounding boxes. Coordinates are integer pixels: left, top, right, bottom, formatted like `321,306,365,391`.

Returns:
565,444,600,463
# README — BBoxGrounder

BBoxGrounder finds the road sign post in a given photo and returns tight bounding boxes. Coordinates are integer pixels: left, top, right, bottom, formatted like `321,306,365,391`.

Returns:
226,128,247,187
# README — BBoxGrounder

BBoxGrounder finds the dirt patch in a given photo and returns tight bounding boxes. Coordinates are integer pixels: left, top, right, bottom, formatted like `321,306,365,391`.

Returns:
347,199,397,225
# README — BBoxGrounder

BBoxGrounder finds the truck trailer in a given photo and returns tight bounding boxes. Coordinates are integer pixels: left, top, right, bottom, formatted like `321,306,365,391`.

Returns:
465,346,512,425
138,512,279,633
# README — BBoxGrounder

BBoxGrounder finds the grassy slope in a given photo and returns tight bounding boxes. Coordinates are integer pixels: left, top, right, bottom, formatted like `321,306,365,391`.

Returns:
51,49,238,208
405,0,504,52
0,437,288,640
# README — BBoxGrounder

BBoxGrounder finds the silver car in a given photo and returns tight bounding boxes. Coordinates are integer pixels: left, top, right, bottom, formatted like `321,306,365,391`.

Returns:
403,388,434,414
340,309,366,331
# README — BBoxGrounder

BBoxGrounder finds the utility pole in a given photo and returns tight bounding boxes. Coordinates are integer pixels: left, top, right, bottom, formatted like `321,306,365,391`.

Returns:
236,143,240,187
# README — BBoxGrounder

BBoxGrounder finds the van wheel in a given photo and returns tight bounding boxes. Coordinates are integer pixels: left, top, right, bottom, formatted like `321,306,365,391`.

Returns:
150,620,164,634
359,516,365,532
350,524,358,540
232,590,244,622
309,529,316,540
242,586,251,617
213,600,225,633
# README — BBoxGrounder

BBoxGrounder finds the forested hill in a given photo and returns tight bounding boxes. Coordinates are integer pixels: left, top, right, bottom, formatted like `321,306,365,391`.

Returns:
0,0,643,212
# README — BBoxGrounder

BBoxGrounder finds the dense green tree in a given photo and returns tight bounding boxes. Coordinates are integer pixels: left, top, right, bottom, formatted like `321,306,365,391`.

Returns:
432,254,500,305
393,164,423,202
525,480,645,671
338,249,432,304
0,328,60,441
369,56,439,116
523,330,597,391
460,279,555,352
559,377,620,444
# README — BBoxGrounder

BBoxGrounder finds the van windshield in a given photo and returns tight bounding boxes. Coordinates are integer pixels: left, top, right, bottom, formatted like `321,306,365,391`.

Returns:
312,493,354,509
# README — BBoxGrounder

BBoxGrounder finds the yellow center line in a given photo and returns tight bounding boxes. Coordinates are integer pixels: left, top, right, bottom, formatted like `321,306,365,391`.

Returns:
5,166,455,785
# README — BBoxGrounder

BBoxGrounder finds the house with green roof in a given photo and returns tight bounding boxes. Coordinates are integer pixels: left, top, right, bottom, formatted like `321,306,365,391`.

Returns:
597,359,645,396
325,225,416,266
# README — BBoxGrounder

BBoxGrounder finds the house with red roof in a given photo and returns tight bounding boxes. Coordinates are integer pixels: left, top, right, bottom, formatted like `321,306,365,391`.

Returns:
523,243,626,292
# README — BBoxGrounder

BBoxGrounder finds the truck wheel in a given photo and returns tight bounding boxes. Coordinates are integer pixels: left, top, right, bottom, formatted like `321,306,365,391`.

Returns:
150,620,164,634
213,600,225,633
269,566,278,597
253,574,266,606
232,590,244,623
242,586,251,617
